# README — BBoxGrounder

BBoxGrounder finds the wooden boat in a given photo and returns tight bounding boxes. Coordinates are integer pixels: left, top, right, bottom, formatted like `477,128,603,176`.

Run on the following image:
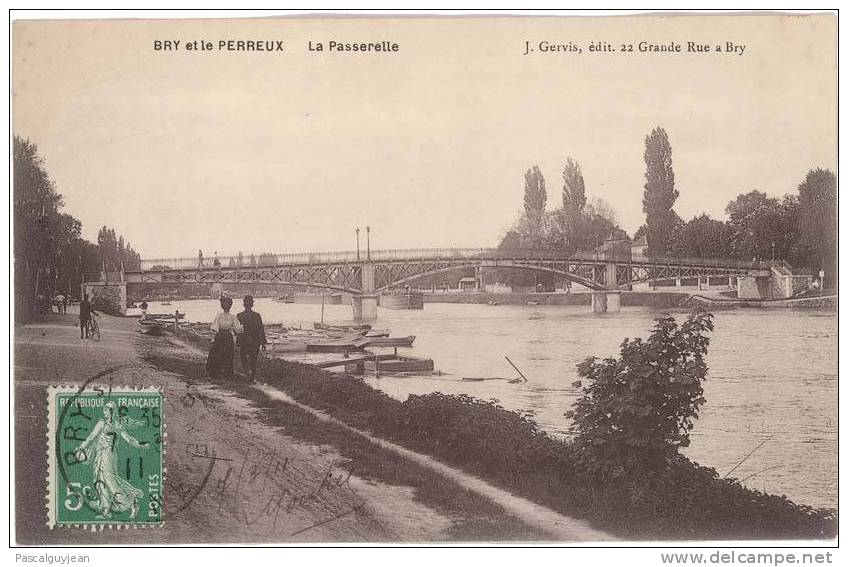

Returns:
364,329,390,338
145,312,185,320
314,322,371,332
306,338,371,353
364,335,416,348
364,356,434,373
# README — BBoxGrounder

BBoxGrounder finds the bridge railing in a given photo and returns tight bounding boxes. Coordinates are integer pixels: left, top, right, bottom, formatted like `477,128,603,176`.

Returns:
631,255,773,269
138,249,774,271
139,248,500,270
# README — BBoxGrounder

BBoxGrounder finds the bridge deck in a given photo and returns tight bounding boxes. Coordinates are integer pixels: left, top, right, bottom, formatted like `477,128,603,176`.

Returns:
137,248,772,272
121,249,771,293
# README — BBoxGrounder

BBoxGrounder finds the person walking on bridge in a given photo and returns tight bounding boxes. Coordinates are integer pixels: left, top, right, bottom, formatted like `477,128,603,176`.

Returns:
237,295,267,382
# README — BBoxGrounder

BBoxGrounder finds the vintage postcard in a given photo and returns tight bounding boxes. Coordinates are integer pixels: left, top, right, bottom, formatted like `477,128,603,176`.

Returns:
11,10,838,552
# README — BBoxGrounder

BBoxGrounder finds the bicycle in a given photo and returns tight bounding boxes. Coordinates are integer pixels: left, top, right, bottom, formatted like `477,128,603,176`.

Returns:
86,315,101,342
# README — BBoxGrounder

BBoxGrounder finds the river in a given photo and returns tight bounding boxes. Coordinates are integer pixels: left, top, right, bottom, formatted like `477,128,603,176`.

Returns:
150,298,837,509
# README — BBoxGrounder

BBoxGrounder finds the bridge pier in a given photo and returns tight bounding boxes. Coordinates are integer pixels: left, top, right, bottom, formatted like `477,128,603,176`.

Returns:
351,261,379,321
351,294,379,321
591,291,620,313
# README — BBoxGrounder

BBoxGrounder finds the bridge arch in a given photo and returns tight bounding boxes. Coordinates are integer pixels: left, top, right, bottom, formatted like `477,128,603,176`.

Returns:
374,262,607,292
128,278,361,296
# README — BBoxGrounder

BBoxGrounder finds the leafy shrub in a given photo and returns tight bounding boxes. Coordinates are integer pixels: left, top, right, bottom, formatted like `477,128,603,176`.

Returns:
567,309,713,482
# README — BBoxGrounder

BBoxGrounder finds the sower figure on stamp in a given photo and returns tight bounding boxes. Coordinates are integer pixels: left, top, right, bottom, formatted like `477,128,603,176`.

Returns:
237,295,267,382
206,296,243,381
74,401,149,519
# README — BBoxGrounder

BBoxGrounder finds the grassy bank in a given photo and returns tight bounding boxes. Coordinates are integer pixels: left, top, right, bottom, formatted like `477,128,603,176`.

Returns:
154,331,836,541
141,341,548,541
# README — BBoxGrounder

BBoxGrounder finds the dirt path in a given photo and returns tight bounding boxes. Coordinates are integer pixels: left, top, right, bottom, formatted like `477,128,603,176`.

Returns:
255,385,613,541
15,311,611,543
15,313,455,543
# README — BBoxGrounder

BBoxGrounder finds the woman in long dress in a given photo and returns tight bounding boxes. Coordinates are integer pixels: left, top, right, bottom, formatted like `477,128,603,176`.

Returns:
206,295,243,380
74,401,148,519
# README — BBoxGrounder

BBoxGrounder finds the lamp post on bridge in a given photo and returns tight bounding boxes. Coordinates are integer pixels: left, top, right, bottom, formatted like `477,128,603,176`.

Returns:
352,225,376,321
771,242,775,267
356,227,361,261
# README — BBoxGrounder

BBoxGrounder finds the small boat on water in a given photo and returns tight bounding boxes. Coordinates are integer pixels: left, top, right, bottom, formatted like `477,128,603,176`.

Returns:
314,322,371,332
364,355,434,373
306,338,371,353
364,335,416,348
364,329,390,338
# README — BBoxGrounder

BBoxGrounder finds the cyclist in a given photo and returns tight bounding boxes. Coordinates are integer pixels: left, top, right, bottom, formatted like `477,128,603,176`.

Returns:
79,293,100,339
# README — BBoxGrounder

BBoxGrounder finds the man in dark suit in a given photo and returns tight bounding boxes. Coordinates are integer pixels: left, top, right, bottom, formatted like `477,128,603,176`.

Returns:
237,295,267,381
79,293,98,339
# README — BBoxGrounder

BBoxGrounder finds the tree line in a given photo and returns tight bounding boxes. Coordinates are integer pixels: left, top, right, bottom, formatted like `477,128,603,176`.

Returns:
14,136,141,321
502,126,837,286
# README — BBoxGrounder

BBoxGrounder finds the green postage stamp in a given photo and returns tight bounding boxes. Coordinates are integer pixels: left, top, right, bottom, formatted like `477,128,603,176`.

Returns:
47,386,164,528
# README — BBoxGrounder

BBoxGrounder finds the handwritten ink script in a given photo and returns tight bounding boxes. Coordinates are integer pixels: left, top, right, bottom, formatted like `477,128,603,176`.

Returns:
169,441,365,536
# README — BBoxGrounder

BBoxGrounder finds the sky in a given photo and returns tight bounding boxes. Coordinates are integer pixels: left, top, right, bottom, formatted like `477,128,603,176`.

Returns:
12,14,837,260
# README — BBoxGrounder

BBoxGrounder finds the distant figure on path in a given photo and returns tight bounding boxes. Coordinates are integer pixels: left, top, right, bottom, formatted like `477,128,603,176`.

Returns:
79,293,98,339
237,295,267,381
63,295,69,313
206,296,243,381
139,300,148,319
53,294,66,314
198,249,204,268
213,251,221,268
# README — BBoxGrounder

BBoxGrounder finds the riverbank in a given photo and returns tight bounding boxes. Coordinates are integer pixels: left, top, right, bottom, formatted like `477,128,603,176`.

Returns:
14,310,607,543
423,291,691,307
686,294,837,310
164,325,836,541
425,291,837,310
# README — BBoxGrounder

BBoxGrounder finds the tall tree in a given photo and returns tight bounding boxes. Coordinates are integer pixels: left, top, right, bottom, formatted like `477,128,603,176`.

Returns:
14,136,67,320
725,190,795,262
561,157,587,249
642,127,680,255
97,226,141,271
796,168,837,285
562,158,587,216
523,165,547,249
670,214,732,259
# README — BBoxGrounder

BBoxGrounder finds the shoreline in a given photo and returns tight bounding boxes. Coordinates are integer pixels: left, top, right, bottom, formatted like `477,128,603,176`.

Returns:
14,311,605,543
127,290,837,313
169,324,835,541
16,310,836,542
